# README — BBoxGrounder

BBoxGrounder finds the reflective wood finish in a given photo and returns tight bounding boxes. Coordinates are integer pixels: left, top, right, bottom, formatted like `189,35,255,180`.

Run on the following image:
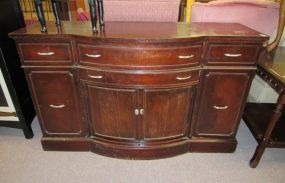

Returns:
10,21,267,159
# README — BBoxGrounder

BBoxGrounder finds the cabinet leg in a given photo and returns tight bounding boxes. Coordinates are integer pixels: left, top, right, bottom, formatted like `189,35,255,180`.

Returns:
249,102,283,168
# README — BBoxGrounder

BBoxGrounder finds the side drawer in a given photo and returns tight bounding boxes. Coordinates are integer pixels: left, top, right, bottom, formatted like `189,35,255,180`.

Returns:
205,43,260,65
78,69,200,86
77,43,202,68
18,43,72,65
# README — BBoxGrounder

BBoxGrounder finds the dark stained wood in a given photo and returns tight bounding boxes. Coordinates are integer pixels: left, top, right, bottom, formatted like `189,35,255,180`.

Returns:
78,69,199,86
10,21,267,159
205,43,261,65
27,70,86,136
85,85,138,140
142,87,194,141
195,70,253,137
90,138,189,159
19,43,72,64
42,137,90,151
243,103,285,148
189,138,237,153
9,21,268,41
77,43,202,68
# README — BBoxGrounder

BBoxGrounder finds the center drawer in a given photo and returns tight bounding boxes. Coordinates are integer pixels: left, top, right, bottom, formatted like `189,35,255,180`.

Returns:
78,69,200,86
77,43,202,68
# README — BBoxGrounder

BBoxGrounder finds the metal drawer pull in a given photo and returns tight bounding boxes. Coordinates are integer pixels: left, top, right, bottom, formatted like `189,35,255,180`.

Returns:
49,104,65,108
224,53,242,57
178,55,194,59
176,75,192,80
85,53,101,58
213,105,228,110
88,74,103,79
139,109,144,115
37,51,55,56
134,109,139,116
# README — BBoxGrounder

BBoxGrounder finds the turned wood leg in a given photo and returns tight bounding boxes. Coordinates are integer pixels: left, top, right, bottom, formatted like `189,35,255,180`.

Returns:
250,102,283,168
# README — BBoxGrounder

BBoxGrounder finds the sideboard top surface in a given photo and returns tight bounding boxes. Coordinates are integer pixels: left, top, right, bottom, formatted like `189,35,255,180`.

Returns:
9,21,268,41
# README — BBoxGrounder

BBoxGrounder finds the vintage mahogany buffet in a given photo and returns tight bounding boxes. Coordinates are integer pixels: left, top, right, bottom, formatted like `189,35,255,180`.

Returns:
10,22,268,159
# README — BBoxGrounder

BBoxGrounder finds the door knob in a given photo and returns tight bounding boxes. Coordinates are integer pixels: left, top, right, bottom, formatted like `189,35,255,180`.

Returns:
139,109,144,115
134,109,139,116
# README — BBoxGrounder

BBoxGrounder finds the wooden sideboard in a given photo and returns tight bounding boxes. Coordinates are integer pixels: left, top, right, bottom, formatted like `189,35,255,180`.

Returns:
10,21,268,159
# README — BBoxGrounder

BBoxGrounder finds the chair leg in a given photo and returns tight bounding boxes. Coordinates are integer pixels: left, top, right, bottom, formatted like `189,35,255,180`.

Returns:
250,140,267,168
249,103,283,168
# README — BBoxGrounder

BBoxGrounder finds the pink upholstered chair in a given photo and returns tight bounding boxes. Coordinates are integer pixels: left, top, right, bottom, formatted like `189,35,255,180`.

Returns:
78,0,181,22
191,0,280,35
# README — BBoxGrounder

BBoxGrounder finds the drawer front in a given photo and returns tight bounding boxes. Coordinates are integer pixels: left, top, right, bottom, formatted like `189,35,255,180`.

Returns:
205,43,260,65
19,43,72,65
77,43,202,68
79,69,199,86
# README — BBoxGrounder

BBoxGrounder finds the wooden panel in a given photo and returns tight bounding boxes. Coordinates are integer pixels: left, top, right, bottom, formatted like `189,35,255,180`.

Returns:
78,69,199,86
205,43,260,65
142,87,194,141
194,70,251,137
28,71,83,136
77,43,202,68
19,43,72,64
86,85,138,140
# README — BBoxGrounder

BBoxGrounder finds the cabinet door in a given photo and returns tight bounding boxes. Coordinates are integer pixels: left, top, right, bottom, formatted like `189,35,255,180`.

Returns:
194,70,252,137
142,87,195,141
28,71,84,136
85,85,138,140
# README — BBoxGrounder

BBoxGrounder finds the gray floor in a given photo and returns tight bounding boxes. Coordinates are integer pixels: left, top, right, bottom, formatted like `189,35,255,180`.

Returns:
0,118,285,183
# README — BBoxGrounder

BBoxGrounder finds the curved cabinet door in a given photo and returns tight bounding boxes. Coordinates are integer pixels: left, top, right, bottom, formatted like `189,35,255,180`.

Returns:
28,70,84,136
85,85,138,140
142,86,195,141
194,70,252,137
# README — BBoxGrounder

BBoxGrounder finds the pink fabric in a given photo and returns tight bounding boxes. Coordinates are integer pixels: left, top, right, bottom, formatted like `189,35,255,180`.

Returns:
104,0,180,22
205,0,279,8
77,11,90,21
191,0,279,35
25,19,37,25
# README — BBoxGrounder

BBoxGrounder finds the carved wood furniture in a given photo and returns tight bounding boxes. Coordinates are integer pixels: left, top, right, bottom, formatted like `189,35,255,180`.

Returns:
10,21,267,159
